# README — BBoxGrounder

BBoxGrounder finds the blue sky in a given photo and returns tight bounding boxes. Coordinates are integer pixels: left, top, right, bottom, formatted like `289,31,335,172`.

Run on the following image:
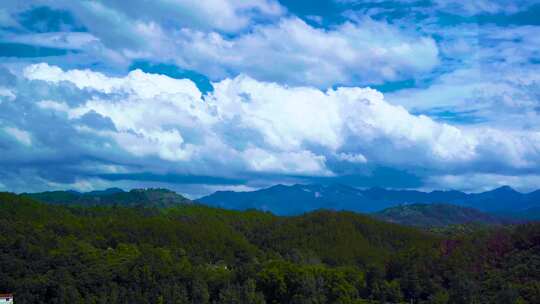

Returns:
1,0,540,196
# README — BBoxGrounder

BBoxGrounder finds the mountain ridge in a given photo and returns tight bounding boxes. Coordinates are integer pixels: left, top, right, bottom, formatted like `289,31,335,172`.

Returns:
22,187,192,208
198,183,540,217
18,184,540,219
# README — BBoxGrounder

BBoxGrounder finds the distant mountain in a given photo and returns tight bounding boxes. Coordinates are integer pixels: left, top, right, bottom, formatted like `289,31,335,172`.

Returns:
461,186,525,212
198,184,394,215
374,203,508,228
23,188,192,208
362,185,540,216
198,184,540,216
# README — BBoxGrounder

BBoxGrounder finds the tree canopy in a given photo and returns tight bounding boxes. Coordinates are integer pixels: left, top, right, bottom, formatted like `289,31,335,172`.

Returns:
1,192,538,303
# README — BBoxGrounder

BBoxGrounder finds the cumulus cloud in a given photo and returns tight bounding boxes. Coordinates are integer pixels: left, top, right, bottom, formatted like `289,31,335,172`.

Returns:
0,63,535,194
51,64,481,170
24,63,202,98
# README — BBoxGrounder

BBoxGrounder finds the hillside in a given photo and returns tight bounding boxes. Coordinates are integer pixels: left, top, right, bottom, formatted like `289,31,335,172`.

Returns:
374,203,507,228
22,188,192,208
1,192,539,303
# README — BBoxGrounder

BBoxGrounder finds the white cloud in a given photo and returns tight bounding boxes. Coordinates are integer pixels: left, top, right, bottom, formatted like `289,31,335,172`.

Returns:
172,17,439,87
427,173,540,193
18,63,540,181
45,177,112,192
243,147,330,175
37,100,70,113
4,32,99,50
4,127,32,146
114,128,191,162
1,2,440,88
24,63,202,98
386,61,540,131
33,0,284,59
336,152,367,163
70,0,284,33
386,24,540,132
209,75,343,151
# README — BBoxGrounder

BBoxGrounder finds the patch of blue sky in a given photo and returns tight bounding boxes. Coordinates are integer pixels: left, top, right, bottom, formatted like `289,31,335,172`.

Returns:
18,6,87,33
282,1,540,28
370,79,417,93
278,0,345,26
442,5,540,26
412,108,486,124
433,10,540,27
129,61,214,94
0,42,73,57
279,0,432,25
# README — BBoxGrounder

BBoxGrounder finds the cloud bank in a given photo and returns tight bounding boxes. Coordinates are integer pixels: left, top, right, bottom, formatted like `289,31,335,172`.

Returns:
1,63,539,193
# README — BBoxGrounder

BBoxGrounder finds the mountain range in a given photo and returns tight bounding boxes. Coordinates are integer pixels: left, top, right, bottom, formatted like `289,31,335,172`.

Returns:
198,184,540,218
16,183,540,224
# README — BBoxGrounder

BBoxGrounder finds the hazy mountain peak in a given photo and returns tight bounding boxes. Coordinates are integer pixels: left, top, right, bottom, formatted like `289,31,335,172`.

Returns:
87,187,124,196
490,185,519,193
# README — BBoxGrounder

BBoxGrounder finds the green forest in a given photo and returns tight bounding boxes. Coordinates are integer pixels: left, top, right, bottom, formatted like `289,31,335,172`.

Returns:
1,192,539,303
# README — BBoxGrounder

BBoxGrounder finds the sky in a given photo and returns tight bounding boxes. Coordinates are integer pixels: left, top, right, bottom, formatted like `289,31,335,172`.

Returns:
0,0,540,197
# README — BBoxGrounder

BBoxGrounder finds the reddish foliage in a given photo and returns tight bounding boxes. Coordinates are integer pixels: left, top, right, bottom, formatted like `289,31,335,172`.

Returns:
440,239,462,256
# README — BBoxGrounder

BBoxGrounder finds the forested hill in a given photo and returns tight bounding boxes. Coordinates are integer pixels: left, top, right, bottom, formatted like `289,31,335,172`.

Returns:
21,188,192,208
374,203,508,228
1,192,539,303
